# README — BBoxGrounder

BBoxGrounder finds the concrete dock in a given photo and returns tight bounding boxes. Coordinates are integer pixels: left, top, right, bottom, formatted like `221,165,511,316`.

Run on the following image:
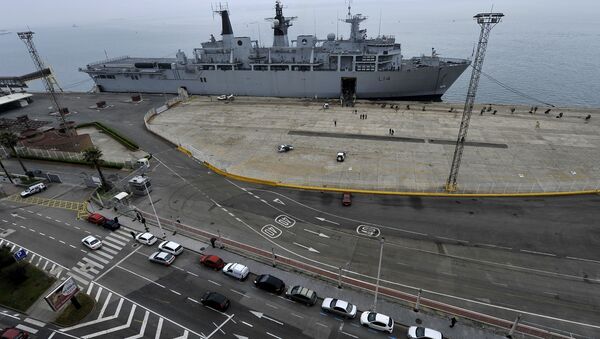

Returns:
147,96,600,193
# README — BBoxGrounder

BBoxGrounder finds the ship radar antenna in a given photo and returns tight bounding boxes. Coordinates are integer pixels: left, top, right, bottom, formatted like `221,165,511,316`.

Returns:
265,1,297,47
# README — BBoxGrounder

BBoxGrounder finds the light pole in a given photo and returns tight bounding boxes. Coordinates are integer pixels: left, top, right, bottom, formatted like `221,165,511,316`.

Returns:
372,236,385,311
144,181,165,239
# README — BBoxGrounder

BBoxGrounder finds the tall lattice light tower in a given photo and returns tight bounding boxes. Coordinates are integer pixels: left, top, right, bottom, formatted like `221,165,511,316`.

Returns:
17,31,74,136
445,12,503,192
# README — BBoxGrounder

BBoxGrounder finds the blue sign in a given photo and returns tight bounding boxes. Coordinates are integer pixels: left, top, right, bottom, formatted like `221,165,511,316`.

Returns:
13,248,28,261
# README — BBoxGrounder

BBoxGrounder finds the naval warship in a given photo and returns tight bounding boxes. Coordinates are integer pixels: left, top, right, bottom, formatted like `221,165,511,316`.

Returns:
80,2,470,100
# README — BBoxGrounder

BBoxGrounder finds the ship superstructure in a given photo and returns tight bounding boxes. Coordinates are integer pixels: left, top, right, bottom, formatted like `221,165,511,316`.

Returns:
81,1,470,100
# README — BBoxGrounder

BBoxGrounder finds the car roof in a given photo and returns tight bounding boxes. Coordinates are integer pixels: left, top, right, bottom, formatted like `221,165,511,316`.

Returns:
373,313,390,323
162,241,179,248
156,252,170,259
83,235,98,241
140,232,154,238
292,285,314,296
205,291,227,302
204,255,221,261
334,299,349,309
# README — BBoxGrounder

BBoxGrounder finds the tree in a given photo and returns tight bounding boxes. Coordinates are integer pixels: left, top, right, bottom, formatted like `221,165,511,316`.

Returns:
0,132,28,176
0,158,13,184
82,146,111,190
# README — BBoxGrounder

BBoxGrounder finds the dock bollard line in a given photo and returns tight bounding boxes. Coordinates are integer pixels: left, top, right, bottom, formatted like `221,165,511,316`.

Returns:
136,209,568,339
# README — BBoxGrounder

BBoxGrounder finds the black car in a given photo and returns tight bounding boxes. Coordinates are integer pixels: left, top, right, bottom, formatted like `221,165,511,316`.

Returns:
200,291,230,312
285,285,318,306
102,218,120,231
253,274,285,294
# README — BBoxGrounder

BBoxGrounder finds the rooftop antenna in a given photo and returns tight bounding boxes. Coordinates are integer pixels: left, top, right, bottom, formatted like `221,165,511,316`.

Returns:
378,9,382,37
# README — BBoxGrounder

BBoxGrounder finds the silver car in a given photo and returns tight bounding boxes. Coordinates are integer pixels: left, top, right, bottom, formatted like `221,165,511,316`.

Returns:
158,241,183,255
321,297,357,318
148,251,175,266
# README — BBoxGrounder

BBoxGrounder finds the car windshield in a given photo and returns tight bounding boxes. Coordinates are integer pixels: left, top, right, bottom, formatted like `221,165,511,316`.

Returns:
416,327,425,336
367,312,376,321
90,239,99,245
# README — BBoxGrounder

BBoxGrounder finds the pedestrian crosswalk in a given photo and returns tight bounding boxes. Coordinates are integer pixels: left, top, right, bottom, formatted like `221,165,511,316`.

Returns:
69,228,132,286
59,282,201,338
0,238,68,280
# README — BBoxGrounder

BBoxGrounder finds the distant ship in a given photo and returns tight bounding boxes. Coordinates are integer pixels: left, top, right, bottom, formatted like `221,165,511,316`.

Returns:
0,30,11,36
80,1,470,100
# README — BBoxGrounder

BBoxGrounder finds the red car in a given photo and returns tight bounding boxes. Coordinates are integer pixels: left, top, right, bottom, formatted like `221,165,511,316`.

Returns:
87,213,107,225
1,327,29,339
342,192,352,206
200,255,225,270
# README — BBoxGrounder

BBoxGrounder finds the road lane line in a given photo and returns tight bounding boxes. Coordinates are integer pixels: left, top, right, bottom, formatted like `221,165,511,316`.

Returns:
229,289,247,297
69,244,76,249
15,324,38,334
187,297,199,304
81,304,136,338
124,310,149,339
566,256,600,264
29,228,36,232
39,232,45,236
241,321,253,327
186,271,199,277
172,265,185,271
341,331,358,338
266,332,282,339
170,289,181,296
74,226,80,230
208,279,222,286
212,322,226,335
43,261,49,270
86,281,94,295
316,322,328,327
49,236,55,240
265,302,278,309
291,313,304,318
94,246,140,282
59,240,66,244
520,249,556,257
98,293,113,318
116,266,165,288
154,317,163,339
24,318,46,327
94,286,103,302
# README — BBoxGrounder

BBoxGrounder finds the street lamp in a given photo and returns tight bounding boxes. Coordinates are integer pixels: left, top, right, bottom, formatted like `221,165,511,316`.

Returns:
372,236,385,311
144,181,165,239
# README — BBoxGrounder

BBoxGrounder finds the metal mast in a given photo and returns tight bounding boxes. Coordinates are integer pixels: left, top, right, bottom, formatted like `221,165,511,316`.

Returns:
17,31,73,136
445,12,503,192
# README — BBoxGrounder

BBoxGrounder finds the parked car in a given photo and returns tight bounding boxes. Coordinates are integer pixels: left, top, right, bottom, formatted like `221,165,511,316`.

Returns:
407,326,443,339
336,151,346,162
342,192,352,206
20,182,46,198
148,251,175,266
285,285,318,306
200,255,225,270
102,218,121,231
321,297,357,318
254,274,285,294
0,327,29,339
360,311,394,333
81,235,102,250
158,241,183,255
222,263,249,280
277,144,294,152
136,232,157,245
87,213,107,225
200,291,230,311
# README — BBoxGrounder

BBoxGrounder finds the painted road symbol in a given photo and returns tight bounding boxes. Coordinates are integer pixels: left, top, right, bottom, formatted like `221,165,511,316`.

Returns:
261,224,282,239
275,215,296,228
13,248,28,261
356,225,381,237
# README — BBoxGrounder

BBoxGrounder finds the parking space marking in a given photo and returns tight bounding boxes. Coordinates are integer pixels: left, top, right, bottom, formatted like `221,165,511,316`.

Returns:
208,279,222,286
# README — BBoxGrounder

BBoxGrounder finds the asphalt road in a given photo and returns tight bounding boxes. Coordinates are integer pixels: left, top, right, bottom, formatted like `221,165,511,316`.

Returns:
3,93,600,337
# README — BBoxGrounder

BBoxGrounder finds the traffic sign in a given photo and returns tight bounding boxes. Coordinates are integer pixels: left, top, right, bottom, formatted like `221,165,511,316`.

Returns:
13,248,28,261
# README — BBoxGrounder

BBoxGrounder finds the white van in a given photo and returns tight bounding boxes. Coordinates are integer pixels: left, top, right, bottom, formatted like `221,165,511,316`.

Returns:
20,183,47,197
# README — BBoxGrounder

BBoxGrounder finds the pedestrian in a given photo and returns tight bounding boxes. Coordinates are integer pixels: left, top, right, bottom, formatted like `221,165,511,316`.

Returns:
334,119,337,126
450,317,457,328
406,104,410,110
114,216,119,224
130,231,136,240
535,121,540,128
392,129,395,135
210,237,217,248
365,114,367,119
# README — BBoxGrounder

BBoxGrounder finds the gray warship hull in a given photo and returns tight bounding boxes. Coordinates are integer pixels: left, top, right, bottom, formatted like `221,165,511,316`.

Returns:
82,2,470,100
87,56,468,99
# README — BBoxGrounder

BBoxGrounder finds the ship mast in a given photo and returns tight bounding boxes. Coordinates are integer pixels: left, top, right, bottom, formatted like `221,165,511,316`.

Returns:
266,1,296,47
343,1,367,42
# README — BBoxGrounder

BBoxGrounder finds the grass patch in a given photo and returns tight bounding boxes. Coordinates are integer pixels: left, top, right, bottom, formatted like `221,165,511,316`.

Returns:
77,122,140,151
54,293,95,327
0,262,56,312
18,153,125,169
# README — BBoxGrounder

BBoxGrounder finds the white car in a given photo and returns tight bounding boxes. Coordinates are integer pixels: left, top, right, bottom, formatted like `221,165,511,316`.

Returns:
360,311,394,333
321,297,357,318
277,144,294,152
222,263,249,280
82,235,102,250
336,152,346,162
136,232,157,245
158,241,183,255
407,326,443,339
20,183,47,197
148,251,175,266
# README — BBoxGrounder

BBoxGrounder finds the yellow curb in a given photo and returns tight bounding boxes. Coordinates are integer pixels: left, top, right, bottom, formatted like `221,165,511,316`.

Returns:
177,146,193,157
202,162,600,198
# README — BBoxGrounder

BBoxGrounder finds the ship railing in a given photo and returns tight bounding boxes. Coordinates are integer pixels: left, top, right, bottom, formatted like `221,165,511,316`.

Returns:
87,55,131,67
440,57,470,64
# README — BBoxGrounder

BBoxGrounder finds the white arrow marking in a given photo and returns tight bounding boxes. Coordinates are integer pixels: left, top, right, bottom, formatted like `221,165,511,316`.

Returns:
234,335,249,339
315,217,339,225
10,213,26,220
293,242,320,253
272,198,285,205
303,229,330,238
250,310,284,325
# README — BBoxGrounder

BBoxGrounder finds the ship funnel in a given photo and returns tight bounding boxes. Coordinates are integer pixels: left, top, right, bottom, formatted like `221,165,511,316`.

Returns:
220,10,233,36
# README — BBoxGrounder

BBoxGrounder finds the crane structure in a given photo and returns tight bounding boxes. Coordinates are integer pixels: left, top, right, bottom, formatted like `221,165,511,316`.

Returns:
445,12,503,192
17,31,74,136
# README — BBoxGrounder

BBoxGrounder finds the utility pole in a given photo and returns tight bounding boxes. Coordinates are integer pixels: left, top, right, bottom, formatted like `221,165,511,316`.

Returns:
144,182,165,239
445,12,503,192
372,237,385,311
17,31,74,136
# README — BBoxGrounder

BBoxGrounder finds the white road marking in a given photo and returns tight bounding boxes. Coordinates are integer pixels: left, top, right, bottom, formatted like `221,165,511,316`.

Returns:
208,279,222,286
61,297,122,331
49,236,55,240
98,293,113,318
39,232,45,236
187,297,199,304
293,242,320,253
520,249,556,257
316,322,328,327
170,289,182,296
69,244,76,249
266,332,282,339
230,289,247,297
213,322,226,335
241,321,253,327
186,271,199,277
74,226,80,230
24,317,46,327
291,313,304,318
59,240,66,244
16,324,38,334
107,232,129,242
72,267,94,280
124,310,149,339
104,237,127,247
265,302,278,309
99,245,119,254
154,317,163,339
94,250,114,259
341,331,358,338
94,287,103,302
116,265,165,288
86,253,110,264
81,304,136,339
94,246,140,282
566,256,600,264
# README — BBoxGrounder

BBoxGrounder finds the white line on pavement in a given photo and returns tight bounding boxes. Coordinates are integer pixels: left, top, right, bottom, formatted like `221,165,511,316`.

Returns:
187,297,199,304
241,321,253,327
94,246,140,282
81,304,136,339
24,318,46,327
170,289,181,296
341,331,358,338
208,279,222,286
266,332,282,339
186,271,199,277
124,310,149,339
116,265,166,288
154,317,163,339
15,324,38,334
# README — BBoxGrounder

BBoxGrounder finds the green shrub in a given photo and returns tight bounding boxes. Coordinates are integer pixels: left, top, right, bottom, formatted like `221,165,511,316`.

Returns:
18,154,125,169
